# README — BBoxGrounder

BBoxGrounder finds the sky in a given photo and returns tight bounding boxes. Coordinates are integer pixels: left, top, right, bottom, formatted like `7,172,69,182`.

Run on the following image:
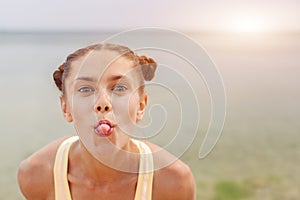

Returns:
1,0,300,32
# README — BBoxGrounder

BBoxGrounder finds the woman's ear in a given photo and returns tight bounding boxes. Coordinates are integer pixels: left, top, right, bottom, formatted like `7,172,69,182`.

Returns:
60,95,73,123
136,93,148,122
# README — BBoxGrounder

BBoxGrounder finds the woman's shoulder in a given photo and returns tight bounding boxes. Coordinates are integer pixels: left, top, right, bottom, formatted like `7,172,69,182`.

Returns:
17,136,71,199
145,142,196,199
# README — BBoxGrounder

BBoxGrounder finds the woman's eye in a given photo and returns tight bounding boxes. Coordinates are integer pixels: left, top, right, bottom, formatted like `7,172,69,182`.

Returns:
113,85,127,92
78,86,94,93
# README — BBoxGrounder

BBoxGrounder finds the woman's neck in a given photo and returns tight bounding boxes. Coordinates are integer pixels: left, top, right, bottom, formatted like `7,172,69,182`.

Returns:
68,138,140,185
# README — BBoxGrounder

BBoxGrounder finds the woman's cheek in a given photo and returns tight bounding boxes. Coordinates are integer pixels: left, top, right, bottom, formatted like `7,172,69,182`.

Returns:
73,95,94,119
129,93,140,120
113,95,130,115
112,94,138,123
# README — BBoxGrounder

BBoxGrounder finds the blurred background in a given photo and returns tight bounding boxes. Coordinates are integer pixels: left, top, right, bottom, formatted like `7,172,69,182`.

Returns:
0,0,299,199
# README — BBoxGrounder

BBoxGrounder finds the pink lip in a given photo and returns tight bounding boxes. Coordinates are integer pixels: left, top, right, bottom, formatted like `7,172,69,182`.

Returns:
94,120,115,137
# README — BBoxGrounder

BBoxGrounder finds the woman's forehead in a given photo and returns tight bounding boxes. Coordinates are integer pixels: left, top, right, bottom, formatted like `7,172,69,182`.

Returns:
70,50,136,79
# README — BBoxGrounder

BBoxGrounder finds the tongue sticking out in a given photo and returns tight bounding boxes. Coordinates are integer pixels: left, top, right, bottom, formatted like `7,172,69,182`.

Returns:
95,121,114,137
96,123,111,136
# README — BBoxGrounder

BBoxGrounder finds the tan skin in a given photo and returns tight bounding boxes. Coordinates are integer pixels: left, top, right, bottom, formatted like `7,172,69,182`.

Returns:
18,49,196,200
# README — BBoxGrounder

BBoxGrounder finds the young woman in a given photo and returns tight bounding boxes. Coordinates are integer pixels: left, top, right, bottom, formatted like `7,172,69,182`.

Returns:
17,43,196,200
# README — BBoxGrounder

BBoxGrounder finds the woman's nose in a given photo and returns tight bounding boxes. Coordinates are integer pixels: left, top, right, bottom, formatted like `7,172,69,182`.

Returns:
95,104,111,113
94,94,112,113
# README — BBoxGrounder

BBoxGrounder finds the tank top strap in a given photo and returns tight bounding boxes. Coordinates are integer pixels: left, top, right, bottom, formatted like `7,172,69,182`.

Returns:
53,136,154,200
53,136,79,200
131,139,154,200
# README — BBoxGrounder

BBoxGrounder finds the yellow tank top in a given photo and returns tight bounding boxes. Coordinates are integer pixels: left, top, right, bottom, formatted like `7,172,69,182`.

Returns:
53,136,154,200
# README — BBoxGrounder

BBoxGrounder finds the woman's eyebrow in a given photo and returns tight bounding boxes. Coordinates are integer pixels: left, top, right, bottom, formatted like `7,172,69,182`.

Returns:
108,75,130,82
75,76,97,82
74,75,130,82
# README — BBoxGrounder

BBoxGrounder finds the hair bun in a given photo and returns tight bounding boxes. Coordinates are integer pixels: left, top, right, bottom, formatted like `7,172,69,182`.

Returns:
53,64,64,91
139,55,157,81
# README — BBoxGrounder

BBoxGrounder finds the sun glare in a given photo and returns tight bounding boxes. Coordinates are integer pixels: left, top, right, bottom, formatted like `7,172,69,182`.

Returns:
231,16,265,34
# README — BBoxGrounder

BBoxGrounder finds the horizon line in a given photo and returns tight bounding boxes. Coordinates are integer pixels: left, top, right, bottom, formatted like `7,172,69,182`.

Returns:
0,29,300,35
1,28,300,35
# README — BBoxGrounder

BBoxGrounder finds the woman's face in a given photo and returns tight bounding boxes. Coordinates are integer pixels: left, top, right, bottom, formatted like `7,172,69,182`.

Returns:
60,49,147,157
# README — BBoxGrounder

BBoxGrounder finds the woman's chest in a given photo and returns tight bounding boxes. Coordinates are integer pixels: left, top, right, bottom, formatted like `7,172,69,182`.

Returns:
68,177,137,200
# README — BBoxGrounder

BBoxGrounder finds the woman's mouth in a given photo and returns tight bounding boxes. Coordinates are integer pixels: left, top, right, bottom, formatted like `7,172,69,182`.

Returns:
94,120,114,137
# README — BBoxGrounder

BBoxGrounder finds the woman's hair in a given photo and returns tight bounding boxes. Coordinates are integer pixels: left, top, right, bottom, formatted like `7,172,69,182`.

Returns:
53,43,157,94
